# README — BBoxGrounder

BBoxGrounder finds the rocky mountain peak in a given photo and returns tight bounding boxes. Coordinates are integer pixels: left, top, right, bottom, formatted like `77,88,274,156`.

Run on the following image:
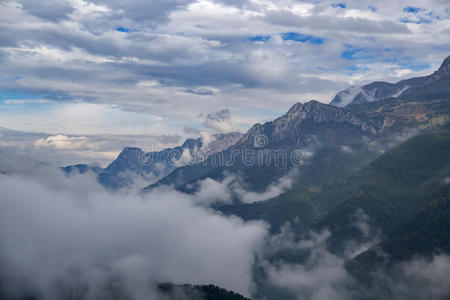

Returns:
439,54,450,72
280,100,359,124
116,147,143,160
286,100,322,114
239,100,377,148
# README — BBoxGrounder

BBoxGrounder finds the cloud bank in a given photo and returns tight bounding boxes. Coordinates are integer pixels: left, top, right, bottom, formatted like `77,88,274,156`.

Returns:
0,164,268,299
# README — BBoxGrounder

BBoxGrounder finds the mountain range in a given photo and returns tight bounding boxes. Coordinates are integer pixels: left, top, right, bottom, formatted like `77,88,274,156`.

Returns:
64,132,242,189
74,56,448,195
57,54,450,299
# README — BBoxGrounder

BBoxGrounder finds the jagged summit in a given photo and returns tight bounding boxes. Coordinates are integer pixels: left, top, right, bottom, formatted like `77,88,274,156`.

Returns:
117,147,143,157
287,100,321,112
278,100,371,126
238,100,376,148
97,132,242,189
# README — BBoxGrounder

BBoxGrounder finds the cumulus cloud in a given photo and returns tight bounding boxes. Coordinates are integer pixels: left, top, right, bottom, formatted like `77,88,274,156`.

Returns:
35,134,97,150
0,162,268,299
19,0,74,22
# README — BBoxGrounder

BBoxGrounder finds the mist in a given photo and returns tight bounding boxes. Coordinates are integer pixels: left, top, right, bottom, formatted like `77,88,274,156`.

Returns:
0,166,267,299
258,216,450,300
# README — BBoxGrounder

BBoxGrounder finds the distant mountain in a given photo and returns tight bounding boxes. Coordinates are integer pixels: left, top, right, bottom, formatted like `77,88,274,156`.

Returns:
64,132,242,189
330,54,450,107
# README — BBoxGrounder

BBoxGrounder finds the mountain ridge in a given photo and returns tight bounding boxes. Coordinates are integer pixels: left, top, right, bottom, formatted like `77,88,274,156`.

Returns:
330,54,450,107
64,132,242,189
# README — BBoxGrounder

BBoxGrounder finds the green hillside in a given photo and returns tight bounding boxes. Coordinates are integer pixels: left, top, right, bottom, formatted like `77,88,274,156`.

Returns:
223,130,450,265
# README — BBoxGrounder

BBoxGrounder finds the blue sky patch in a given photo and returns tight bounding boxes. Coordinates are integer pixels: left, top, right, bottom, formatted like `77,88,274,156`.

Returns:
331,3,346,8
398,61,430,71
249,35,271,42
281,32,324,44
403,6,423,14
0,89,39,100
400,17,431,24
341,45,374,60
116,26,138,33
368,5,376,12
401,7,440,24
341,48,362,60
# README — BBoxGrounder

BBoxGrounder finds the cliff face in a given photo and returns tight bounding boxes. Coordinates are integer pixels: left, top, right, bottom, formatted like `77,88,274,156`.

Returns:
238,100,377,148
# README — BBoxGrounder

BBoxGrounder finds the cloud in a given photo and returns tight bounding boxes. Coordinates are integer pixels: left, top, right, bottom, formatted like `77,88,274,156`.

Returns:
393,255,450,299
262,226,354,300
202,108,237,133
35,134,98,150
3,98,55,104
233,169,297,203
0,127,182,166
183,125,201,135
86,0,196,26
19,0,74,22
0,162,268,298
186,169,297,206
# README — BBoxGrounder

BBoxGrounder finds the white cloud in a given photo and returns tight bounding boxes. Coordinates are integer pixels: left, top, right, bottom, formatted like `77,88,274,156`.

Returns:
0,127,182,166
1,0,448,142
0,161,268,298
35,134,98,150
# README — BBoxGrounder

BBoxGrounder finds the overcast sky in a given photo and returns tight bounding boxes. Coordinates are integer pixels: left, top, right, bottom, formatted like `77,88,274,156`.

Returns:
0,0,449,165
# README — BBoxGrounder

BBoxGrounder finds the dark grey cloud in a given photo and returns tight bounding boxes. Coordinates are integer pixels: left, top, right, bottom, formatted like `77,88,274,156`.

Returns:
202,108,236,133
19,0,74,22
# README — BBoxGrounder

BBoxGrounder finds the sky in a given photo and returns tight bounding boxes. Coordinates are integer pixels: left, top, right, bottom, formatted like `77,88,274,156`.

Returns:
0,0,450,165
